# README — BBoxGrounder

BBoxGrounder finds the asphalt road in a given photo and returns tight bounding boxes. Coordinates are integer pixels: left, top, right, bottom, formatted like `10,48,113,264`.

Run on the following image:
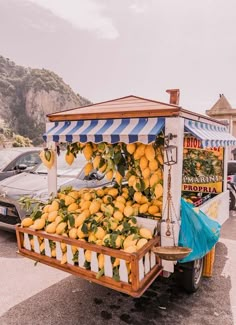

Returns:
0,212,236,325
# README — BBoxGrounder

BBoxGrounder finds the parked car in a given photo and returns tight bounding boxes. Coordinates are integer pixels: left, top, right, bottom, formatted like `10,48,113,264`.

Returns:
0,153,111,231
0,147,41,181
227,160,236,210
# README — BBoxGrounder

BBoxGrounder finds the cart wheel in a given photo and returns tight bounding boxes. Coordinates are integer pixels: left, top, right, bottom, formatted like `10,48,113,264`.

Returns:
181,258,204,293
229,191,236,210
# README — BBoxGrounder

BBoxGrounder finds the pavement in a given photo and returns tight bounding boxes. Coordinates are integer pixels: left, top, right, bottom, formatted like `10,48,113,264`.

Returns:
0,212,235,325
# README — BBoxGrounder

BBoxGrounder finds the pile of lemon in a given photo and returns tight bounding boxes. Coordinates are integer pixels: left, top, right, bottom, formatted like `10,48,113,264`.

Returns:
24,141,164,276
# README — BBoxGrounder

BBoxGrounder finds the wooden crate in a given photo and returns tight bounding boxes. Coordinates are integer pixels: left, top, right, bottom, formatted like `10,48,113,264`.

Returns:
16,225,162,297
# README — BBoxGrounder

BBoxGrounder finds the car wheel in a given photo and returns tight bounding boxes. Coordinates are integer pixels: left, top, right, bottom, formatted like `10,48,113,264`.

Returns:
229,191,236,210
180,258,204,293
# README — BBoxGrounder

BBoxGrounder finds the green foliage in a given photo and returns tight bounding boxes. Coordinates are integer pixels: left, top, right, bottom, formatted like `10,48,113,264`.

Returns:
0,55,91,146
12,134,32,147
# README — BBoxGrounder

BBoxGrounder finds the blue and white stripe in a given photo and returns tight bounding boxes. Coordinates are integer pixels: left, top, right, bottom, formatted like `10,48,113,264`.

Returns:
184,119,236,147
43,117,165,144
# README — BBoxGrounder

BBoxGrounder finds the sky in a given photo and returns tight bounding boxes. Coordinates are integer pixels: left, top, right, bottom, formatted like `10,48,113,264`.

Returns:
1,0,236,114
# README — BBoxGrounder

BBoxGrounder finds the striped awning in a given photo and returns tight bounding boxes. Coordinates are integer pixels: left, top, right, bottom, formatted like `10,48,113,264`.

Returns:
184,119,236,147
43,117,165,144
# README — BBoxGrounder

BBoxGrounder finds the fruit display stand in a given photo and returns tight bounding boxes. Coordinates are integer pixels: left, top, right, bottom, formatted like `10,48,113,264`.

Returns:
16,95,236,295
16,218,162,297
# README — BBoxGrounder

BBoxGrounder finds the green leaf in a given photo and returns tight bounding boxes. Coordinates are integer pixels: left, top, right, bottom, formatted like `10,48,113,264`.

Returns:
99,157,106,168
31,210,42,221
68,214,75,227
144,188,150,197
34,261,39,266
98,143,105,152
136,182,141,191
131,216,137,224
108,146,115,157
72,251,78,263
117,164,126,177
81,223,88,234
110,233,118,248
104,237,110,247
96,268,104,279
90,223,98,233
44,149,52,162
59,199,66,208
113,267,120,282
139,179,145,192
123,221,131,232
49,240,56,249
130,226,139,234
84,261,90,270
128,186,135,198
106,195,113,203
114,151,122,165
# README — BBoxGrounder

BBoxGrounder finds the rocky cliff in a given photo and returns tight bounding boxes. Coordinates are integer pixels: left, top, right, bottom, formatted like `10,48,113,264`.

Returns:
0,55,90,145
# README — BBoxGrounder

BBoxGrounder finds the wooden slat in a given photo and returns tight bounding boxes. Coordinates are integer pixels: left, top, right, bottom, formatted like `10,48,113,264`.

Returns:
18,247,162,297
16,227,163,297
17,227,135,261
130,254,140,292
16,225,23,250
48,109,180,122
137,264,163,296
18,247,134,295
47,95,180,120
136,236,160,258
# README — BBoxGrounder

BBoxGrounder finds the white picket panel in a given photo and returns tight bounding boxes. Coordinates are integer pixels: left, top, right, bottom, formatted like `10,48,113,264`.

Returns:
150,251,156,268
78,248,85,268
139,258,145,281
44,238,51,257
56,241,63,260
23,233,31,250
104,255,113,277
144,252,151,274
33,235,40,253
91,251,99,272
119,259,129,283
66,244,74,265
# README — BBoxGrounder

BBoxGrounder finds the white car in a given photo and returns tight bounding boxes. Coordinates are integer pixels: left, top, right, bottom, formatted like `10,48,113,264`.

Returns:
0,147,41,181
0,153,111,231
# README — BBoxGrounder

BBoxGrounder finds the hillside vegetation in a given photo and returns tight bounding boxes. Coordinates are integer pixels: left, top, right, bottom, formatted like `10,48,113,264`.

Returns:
0,55,90,145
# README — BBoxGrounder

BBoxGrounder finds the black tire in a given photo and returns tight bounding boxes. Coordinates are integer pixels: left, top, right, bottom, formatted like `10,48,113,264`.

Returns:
180,258,204,293
229,191,236,210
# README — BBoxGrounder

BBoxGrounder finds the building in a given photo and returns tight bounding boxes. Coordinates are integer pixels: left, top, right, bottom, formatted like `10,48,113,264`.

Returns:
206,94,236,158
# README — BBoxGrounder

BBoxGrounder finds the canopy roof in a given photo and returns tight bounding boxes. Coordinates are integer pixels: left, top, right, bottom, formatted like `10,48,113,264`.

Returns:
44,95,236,146
43,117,165,144
47,95,180,122
184,119,236,147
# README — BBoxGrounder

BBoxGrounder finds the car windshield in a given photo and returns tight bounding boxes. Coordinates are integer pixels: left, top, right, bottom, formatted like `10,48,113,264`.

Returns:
35,152,87,177
0,150,25,170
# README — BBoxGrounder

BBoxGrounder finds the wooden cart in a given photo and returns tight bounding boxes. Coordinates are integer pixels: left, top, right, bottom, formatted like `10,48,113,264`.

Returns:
16,225,162,297
16,93,236,295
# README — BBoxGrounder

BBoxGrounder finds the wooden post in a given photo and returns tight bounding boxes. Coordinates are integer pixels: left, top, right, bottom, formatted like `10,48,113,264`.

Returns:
47,141,57,196
161,117,184,274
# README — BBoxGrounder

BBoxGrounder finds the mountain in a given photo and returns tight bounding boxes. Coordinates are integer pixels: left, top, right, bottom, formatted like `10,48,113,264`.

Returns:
0,55,90,145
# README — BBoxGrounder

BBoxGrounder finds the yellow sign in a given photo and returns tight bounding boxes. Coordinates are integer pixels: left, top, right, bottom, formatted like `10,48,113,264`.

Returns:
182,137,223,194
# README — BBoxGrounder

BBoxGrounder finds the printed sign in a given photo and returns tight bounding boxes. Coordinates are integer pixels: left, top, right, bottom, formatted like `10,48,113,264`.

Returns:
182,137,223,194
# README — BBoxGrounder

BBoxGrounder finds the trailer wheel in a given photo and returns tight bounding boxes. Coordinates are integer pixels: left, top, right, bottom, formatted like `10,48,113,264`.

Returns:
229,191,236,210
181,258,204,293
